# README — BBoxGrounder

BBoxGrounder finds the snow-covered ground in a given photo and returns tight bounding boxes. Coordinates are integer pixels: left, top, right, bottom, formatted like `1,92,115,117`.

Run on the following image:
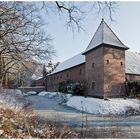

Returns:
37,91,140,115
0,89,30,111
66,96,140,115
0,89,139,115
38,91,72,105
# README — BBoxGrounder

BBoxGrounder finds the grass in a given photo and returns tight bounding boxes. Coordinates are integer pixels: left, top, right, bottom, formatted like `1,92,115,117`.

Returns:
0,108,80,138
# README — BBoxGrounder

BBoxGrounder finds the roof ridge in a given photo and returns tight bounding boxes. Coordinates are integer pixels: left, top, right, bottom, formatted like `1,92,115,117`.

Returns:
102,19,104,44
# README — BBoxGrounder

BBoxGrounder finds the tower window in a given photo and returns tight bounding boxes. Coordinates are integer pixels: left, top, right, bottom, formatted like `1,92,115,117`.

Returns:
92,63,95,68
120,61,123,66
92,81,96,90
107,60,109,64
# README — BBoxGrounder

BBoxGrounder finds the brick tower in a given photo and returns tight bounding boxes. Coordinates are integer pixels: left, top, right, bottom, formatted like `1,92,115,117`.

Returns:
83,19,129,98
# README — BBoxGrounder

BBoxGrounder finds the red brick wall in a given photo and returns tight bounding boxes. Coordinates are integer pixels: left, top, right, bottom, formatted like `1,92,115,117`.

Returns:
85,47,104,97
103,46,126,97
85,46,126,98
47,64,86,91
36,78,44,86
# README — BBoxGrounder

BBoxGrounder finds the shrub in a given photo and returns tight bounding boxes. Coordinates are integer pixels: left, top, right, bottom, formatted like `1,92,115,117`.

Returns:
0,108,80,138
58,81,85,96
127,80,140,97
72,82,85,96
58,81,71,93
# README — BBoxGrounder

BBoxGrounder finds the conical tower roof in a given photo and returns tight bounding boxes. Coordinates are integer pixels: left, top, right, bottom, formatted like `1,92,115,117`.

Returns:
83,19,129,54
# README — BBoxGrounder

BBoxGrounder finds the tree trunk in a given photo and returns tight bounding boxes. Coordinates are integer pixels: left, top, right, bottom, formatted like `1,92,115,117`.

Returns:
0,54,2,89
0,79,3,89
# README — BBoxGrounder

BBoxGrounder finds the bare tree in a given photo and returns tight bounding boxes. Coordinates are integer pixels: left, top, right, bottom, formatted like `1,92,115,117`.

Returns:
51,1,118,32
0,1,118,88
0,2,55,88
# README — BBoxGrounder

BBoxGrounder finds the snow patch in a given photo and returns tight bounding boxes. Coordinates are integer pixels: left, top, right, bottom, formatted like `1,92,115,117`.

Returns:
66,96,140,115
38,91,73,104
26,91,37,95
38,91,48,96
38,91,57,98
0,89,30,111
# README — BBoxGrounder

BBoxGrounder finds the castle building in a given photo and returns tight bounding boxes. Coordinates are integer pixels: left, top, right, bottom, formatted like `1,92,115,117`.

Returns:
46,19,140,98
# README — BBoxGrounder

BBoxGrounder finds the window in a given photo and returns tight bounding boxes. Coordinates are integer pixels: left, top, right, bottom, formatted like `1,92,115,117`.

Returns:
107,60,109,64
79,68,82,74
67,73,69,78
92,81,96,90
120,61,123,66
92,62,95,68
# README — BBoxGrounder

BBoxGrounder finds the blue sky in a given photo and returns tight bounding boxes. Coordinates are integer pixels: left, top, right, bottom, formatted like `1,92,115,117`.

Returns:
43,2,140,63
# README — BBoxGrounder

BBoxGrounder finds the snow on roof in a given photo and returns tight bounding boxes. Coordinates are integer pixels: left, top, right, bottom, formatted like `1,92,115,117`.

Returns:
32,74,43,80
49,51,140,75
50,52,85,74
83,19,128,54
125,51,140,75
